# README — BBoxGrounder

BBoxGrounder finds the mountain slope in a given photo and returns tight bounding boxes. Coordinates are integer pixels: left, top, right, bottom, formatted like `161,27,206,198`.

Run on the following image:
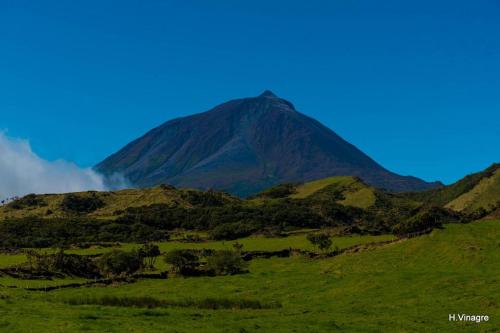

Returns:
445,165,500,212
96,91,440,196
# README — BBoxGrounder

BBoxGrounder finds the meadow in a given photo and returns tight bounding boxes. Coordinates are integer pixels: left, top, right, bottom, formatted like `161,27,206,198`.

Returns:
0,220,498,332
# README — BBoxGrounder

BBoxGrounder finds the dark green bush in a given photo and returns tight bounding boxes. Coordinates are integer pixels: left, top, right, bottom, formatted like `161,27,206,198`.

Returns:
252,184,297,199
8,194,46,210
163,249,199,275
307,232,333,253
96,250,143,278
209,222,256,240
23,249,100,278
206,250,247,275
138,243,161,269
61,193,105,214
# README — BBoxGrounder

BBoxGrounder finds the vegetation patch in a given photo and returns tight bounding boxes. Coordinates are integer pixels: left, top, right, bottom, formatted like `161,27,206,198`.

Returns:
64,295,281,310
7,194,47,210
61,193,105,214
252,183,298,199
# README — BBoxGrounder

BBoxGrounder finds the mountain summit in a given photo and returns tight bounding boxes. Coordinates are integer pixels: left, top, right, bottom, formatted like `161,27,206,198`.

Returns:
96,91,441,196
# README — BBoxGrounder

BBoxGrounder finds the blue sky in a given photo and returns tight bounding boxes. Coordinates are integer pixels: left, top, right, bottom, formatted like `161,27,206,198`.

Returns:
1,0,499,184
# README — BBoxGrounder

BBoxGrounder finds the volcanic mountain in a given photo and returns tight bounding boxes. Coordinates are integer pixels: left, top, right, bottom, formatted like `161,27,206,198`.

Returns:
96,91,441,196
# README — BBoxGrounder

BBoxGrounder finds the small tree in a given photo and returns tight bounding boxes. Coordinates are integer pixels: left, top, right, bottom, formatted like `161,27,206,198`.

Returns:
163,250,199,275
307,232,333,253
138,243,161,269
206,250,247,276
96,250,143,278
232,242,244,254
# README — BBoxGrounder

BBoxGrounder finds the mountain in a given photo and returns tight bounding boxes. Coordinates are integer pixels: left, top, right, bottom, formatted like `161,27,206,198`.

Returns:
96,91,441,196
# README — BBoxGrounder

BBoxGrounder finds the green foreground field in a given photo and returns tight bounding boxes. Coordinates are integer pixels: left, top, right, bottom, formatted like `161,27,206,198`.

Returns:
0,221,498,332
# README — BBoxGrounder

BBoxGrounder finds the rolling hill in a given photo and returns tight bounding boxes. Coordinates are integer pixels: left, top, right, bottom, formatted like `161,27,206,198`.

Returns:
96,91,441,196
402,163,500,213
4,163,498,222
0,186,239,221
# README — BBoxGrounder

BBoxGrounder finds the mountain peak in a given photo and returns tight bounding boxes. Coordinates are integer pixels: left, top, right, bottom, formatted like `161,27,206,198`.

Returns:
258,90,278,98
97,92,441,196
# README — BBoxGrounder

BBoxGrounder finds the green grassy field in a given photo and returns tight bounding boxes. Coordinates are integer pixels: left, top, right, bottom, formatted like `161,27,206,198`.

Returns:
0,233,394,271
0,220,498,332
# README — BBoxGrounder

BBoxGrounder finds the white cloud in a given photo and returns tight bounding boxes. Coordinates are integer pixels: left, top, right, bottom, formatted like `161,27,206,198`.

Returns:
0,132,112,200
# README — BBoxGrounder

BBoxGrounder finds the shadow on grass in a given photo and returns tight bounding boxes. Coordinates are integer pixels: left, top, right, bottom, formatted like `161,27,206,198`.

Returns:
64,295,282,310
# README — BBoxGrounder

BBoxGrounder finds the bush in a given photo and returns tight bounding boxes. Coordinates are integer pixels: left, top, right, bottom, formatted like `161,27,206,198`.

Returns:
138,243,161,269
253,184,297,199
307,232,333,253
164,250,199,275
206,250,247,276
8,194,46,210
180,189,232,207
209,222,255,240
61,193,105,214
24,249,100,278
96,250,143,278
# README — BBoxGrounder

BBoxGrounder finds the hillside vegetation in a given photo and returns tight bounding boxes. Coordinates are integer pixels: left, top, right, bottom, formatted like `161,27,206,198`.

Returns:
0,186,239,220
1,164,498,248
402,163,500,212
446,167,500,212
290,176,377,209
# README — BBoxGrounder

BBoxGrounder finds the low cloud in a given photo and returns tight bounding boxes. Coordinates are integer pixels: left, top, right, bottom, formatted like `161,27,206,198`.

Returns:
0,132,120,200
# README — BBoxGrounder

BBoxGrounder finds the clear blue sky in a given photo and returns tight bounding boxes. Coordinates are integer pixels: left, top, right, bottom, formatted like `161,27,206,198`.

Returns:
1,0,499,184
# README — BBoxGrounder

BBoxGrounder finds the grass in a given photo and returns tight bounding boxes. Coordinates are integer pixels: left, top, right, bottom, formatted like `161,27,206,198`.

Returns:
290,176,377,209
0,220,497,332
290,176,358,199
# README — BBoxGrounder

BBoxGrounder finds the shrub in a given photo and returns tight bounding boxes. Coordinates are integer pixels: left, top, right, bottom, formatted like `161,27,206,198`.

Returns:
209,222,255,240
96,250,143,278
24,249,100,278
138,243,161,269
163,250,199,275
61,193,105,214
180,189,231,207
206,250,247,276
8,194,46,210
253,184,297,199
307,232,333,253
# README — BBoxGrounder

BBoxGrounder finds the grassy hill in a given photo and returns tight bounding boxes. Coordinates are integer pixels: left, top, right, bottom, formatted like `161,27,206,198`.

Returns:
0,186,239,221
4,162,498,223
253,176,378,209
446,167,500,212
1,176,379,221
402,163,500,213
290,176,377,209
